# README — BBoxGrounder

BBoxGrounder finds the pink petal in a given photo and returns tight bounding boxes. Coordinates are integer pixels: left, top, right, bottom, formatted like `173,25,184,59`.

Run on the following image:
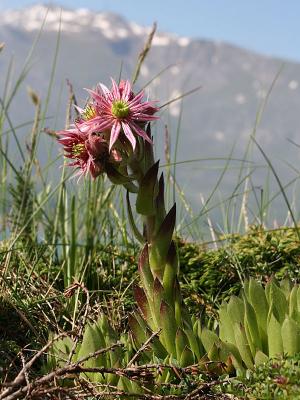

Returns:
127,91,144,107
131,112,159,121
111,78,121,100
109,121,121,151
131,121,152,144
122,80,131,101
99,83,112,99
122,122,136,150
130,100,159,111
74,105,84,114
84,88,103,103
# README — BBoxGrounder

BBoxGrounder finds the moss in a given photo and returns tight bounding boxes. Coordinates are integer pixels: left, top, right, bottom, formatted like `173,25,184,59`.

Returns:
177,226,300,313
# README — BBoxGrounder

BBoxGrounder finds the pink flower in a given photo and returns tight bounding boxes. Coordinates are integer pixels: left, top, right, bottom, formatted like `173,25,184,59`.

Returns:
57,128,120,179
82,79,159,151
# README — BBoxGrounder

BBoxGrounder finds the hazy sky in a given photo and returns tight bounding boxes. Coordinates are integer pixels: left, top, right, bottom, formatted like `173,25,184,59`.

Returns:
1,0,300,62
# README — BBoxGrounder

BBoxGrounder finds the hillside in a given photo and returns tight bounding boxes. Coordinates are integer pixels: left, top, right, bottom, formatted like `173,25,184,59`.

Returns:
1,4,300,223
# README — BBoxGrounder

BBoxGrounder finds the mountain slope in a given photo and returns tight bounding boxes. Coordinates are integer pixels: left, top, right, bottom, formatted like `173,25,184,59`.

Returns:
1,4,300,225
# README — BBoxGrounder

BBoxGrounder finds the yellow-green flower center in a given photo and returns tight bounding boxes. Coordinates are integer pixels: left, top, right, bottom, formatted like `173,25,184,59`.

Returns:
111,100,130,119
82,104,97,121
72,143,85,156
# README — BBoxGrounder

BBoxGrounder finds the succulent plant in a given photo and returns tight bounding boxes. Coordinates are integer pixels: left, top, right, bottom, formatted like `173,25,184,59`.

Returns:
53,79,218,393
126,151,211,368
48,315,142,392
201,277,300,374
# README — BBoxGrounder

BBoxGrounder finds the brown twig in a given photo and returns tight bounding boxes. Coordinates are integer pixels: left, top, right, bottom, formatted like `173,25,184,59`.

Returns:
127,329,161,367
1,350,231,400
0,332,68,398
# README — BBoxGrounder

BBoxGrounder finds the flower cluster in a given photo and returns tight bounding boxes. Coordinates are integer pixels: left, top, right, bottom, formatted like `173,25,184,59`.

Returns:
57,79,159,179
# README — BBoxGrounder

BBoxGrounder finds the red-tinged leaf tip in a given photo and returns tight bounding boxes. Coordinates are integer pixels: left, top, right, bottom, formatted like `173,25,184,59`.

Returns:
138,244,150,271
158,173,165,196
166,240,177,265
128,313,146,345
133,285,149,319
146,122,152,139
153,277,164,296
160,300,169,316
158,203,176,236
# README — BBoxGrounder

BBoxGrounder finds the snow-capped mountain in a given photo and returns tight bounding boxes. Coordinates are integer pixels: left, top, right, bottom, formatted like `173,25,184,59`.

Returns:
1,4,191,45
1,4,300,223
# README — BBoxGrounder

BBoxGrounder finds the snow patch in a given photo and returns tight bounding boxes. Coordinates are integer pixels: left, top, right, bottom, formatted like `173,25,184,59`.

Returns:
101,30,116,39
129,22,147,35
116,28,129,39
214,131,225,141
171,65,180,75
94,17,111,30
288,80,298,90
152,35,171,46
178,37,190,47
76,8,90,16
235,93,246,105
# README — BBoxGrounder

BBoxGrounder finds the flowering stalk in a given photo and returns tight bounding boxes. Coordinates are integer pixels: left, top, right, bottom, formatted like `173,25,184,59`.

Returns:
126,141,204,365
57,79,210,369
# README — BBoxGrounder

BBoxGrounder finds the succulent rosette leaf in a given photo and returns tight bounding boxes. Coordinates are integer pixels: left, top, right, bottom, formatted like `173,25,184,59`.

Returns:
202,278,300,374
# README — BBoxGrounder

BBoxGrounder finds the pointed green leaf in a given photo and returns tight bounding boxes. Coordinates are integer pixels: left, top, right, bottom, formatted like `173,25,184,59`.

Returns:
201,328,219,354
231,354,246,376
267,281,288,324
160,300,177,356
227,296,245,325
280,278,292,297
152,278,164,327
106,163,133,184
267,313,283,357
77,322,106,382
138,244,154,297
297,286,300,312
163,241,178,306
179,345,195,367
244,297,262,355
243,279,250,301
149,204,176,277
254,350,269,366
154,173,166,230
289,284,299,320
48,335,75,369
136,161,159,215
234,323,254,370
128,312,147,347
281,317,300,356
98,315,118,343
219,301,235,344
207,342,220,362
249,278,268,333
184,329,201,360
133,285,151,321
219,341,243,367
175,328,188,361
